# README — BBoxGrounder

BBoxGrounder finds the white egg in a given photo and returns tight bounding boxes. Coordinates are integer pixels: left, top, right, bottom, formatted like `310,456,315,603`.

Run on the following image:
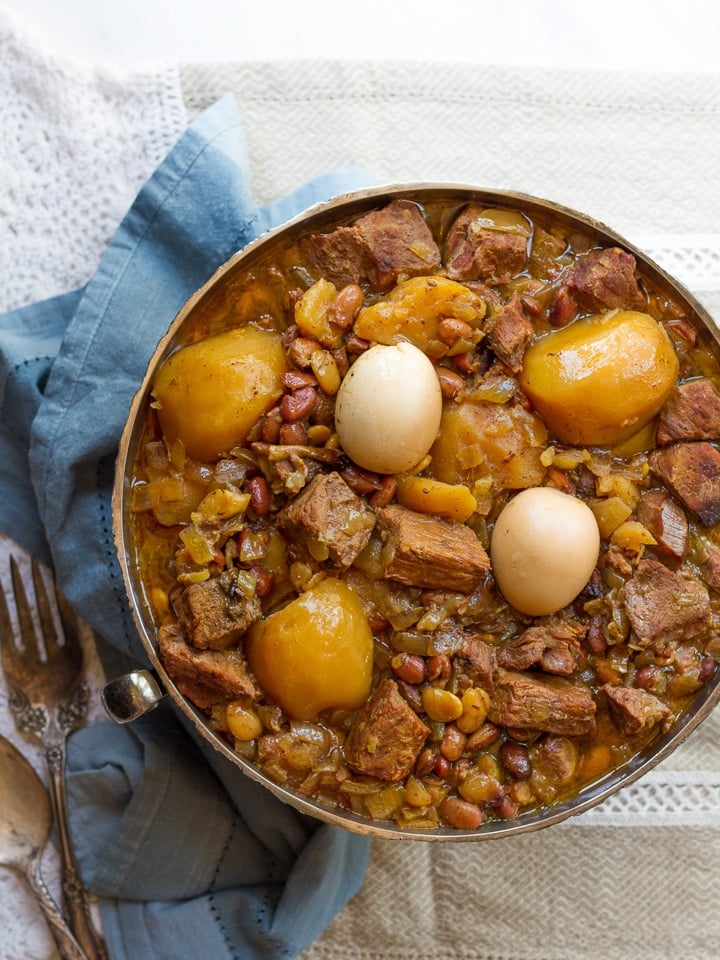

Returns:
490,486,600,616
335,342,443,474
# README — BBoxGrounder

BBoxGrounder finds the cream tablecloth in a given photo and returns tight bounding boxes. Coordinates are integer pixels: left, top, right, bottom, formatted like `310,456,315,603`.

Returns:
3,8,720,959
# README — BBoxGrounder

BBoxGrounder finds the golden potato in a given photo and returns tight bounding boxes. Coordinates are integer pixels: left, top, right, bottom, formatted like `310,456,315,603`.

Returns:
520,310,679,447
245,578,373,721
353,276,485,356
152,326,287,461
430,399,548,489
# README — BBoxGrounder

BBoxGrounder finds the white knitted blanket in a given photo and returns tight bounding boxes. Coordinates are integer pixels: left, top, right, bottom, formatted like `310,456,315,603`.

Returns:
3,8,720,959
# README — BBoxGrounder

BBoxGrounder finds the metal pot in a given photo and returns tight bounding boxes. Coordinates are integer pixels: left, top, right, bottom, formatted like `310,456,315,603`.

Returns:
105,183,720,841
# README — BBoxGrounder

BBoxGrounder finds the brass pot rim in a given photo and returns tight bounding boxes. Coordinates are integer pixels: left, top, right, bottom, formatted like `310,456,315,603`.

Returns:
112,182,720,841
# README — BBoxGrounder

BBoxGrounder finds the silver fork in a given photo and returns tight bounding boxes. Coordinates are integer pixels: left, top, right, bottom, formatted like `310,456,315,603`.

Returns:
0,554,108,960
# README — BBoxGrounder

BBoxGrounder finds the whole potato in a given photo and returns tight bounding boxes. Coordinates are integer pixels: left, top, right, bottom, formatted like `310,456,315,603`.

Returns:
520,310,679,447
245,578,373,720
152,325,287,461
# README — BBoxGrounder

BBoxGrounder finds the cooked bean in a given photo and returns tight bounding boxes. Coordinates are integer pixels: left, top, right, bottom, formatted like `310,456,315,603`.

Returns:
436,367,465,399
247,475,271,516
438,317,474,344
426,654,451,682
434,755,451,778
226,702,263,741
405,775,432,807
279,422,307,445
466,722,501,752
250,565,274,598
499,741,532,780
415,747,438,778
288,336,321,369
493,792,520,819
440,724,467,762
369,476,397,509
310,349,341,395
282,370,317,391
328,283,365,328
280,385,317,422
422,687,463,723
391,652,426,685
439,797,483,830
260,407,282,443
341,464,382,494
456,687,490,734
345,333,370,354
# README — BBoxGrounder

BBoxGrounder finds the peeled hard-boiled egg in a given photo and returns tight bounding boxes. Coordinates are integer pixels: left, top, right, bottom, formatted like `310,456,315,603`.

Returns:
490,487,600,616
334,341,443,474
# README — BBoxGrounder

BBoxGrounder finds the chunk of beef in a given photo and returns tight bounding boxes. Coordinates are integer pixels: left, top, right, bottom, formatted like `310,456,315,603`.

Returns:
497,619,585,676
561,247,645,313
624,558,710,650
635,490,688,560
488,669,597,737
602,684,672,737
344,678,430,781
656,378,720,446
649,442,720,525
485,294,534,372
158,623,261,709
700,541,720,593
457,634,495,690
446,204,528,283
376,504,490,593
182,569,262,650
278,470,376,570
300,200,441,290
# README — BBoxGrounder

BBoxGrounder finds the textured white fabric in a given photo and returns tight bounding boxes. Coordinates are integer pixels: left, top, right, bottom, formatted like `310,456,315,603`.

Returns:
0,9,186,313
3,15,720,960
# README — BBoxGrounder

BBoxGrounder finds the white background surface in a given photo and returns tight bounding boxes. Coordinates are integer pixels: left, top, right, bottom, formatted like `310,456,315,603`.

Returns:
3,0,720,71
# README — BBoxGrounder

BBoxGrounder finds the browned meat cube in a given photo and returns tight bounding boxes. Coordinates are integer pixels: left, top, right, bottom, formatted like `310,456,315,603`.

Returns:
376,504,490,592
602,684,672,737
158,623,261,709
300,200,440,290
700,541,720,593
344,679,430,781
624,558,710,650
485,294,534,372
183,570,262,651
457,634,495,690
278,470,376,569
635,490,688,560
488,669,597,737
562,247,645,313
497,619,585,677
649,442,720,525
656,378,720,445
446,204,527,284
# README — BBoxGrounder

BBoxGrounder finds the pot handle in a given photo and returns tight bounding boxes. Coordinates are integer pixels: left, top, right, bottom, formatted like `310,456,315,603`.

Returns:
101,670,167,724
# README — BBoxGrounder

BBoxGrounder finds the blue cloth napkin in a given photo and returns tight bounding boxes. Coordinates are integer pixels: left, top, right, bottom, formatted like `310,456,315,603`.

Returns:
0,94,378,959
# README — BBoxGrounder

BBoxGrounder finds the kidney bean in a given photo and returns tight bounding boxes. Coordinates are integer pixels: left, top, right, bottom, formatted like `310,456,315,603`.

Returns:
438,317,474,345
466,722,501,753
391,652,426,685
341,464,382,494
634,664,667,694
328,283,364,328
345,333,370,354
439,797,483,830
499,741,532,781
434,755,451,778
250,565,274,598
369,476,397,509
280,385,317,422
288,336,321,369
440,724,467,762
260,407,282,443
415,747,437,778
279,422,307,445
493,791,520,819
247,475,271,516
519,292,543,317
426,654,451,682
282,370,317,391
700,655,716,682
436,367,465,399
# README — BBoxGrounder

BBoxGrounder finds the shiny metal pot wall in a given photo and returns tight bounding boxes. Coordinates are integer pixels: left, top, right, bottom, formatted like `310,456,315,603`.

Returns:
107,183,720,841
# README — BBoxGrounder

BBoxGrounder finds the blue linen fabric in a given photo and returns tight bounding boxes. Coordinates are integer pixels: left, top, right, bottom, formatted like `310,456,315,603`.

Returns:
0,94,377,959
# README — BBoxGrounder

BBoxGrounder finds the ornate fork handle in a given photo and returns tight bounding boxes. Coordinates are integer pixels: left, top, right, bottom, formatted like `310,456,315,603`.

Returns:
28,860,89,960
11,684,108,960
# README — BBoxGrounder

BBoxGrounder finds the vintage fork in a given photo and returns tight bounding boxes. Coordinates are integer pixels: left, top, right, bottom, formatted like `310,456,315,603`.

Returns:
0,554,107,960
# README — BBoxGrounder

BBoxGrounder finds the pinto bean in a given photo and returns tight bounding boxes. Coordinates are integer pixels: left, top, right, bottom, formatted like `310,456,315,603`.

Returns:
499,741,532,781
466,722,501,753
440,724,467,762
434,755,451,778
439,797,483,830
288,336,321,369
436,367,465,399
279,422,308,445
260,407,282,443
415,747,438,778
426,654,451,682
341,464,382,494
282,370,317,391
250,565,274,598
391,652,426,685
280,386,317,422
247,476,271,516
438,318,474,345
328,283,364,328
369,476,397,509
